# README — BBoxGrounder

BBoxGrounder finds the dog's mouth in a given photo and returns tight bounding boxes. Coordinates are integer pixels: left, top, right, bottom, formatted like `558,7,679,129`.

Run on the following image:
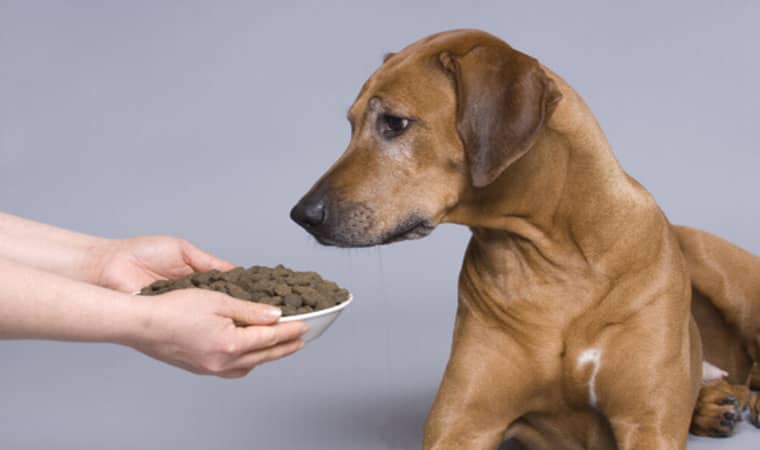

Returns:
310,216,436,248
381,219,436,244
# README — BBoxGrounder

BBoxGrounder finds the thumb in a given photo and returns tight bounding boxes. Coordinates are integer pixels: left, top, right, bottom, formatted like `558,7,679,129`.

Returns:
182,240,236,272
218,297,282,326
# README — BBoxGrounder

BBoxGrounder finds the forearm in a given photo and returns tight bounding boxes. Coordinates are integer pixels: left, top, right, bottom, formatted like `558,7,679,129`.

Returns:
0,212,107,283
0,256,145,344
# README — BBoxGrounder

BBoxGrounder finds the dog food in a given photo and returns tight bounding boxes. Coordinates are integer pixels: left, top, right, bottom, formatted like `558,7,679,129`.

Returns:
139,265,350,317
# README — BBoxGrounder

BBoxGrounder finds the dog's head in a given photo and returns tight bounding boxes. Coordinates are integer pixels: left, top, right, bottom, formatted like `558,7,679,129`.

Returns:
291,29,562,247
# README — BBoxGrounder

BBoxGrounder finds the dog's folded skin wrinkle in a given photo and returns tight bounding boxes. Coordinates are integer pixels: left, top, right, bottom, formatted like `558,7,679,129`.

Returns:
291,29,760,449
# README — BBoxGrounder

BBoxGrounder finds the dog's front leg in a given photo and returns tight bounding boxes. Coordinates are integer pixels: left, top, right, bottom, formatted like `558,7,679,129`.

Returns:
423,316,532,450
599,332,697,450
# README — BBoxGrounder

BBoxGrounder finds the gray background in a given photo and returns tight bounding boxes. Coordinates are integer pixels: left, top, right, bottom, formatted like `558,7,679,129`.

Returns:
1,1,758,449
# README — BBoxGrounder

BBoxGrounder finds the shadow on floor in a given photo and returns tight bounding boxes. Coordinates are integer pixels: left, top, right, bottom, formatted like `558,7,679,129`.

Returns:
297,382,522,450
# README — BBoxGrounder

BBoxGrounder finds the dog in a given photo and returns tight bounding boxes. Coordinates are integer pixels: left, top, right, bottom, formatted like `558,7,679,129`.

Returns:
291,29,760,449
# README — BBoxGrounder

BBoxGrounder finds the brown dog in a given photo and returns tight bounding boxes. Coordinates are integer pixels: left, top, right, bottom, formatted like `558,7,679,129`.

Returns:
291,29,760,449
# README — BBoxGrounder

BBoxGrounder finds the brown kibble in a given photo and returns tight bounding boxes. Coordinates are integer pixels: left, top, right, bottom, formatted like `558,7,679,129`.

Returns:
302,295,317,307
194,272,212,284
302,290,322,307
273,265,290,277
291,274,312,286
274,283,292,296
138,265,348,317
257,281,276,296
222,267,245,282
175,278,193,289
210,281,227,292
152,279,170,289
316,298,336,310
293,286,314,296
227,284,251,300
207,269,223,281
284,294,303,308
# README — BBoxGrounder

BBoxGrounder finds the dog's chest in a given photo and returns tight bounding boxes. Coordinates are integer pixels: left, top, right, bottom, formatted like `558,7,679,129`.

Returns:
564,346,605,408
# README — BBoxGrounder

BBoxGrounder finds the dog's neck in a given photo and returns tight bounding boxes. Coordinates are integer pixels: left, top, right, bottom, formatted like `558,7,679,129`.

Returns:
446,73,667,278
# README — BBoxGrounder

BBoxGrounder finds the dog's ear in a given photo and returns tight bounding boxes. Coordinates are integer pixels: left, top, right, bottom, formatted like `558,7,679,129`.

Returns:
439,46,562,188
383,52,396,63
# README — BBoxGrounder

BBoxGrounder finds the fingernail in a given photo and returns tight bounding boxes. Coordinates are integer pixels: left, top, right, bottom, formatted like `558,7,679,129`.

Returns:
300,323,309,334
265,308,282,318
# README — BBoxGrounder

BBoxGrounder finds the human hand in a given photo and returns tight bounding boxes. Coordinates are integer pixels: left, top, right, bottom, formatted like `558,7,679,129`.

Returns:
126,289,308,378
90,236,235,293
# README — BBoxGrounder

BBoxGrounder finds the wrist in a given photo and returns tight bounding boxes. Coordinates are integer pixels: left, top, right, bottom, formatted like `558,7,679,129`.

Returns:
81,237,117,287
111,293,154,348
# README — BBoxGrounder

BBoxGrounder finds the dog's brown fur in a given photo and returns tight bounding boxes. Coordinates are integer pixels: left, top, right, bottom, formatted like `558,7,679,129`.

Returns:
291,30,760,449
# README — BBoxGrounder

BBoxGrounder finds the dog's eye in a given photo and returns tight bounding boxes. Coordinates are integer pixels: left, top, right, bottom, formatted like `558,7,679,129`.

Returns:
378,114,410,138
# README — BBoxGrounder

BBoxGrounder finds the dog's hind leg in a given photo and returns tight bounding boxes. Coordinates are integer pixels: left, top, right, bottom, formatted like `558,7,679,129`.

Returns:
691,289,754,383
674,225,760,366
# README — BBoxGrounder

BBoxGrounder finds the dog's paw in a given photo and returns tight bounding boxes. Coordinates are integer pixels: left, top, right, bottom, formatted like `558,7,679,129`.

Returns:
690,380,747,437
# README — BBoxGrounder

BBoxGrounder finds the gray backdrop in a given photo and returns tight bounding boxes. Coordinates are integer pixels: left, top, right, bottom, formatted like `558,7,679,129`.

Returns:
1,1,758,449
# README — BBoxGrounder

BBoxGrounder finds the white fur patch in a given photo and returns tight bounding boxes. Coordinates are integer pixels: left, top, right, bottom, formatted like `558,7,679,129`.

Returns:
702,361,728,383
578,348,602,407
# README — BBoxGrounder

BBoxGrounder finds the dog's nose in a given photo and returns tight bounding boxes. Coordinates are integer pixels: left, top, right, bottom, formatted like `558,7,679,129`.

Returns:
290,197,327,228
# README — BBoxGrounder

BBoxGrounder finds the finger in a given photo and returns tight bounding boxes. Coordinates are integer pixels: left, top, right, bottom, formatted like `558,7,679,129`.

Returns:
236,321,308,353
182,240,236,272
219,297,283,325
231,338,305,371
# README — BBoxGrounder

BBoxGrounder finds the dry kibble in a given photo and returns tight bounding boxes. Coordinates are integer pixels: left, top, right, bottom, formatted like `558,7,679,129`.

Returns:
153,280,170,289
257,281,276,296
292,286,313,296
302,294,318,308
210,281,227,292
222,267,245,283
316,298,335,310
140,265,348,317
227,284,251,300
302,290,321,307
274,283,292,296
284,294,303,308
207,270,223,281
273,265,289,277
194,272,212,284
175,278,193,289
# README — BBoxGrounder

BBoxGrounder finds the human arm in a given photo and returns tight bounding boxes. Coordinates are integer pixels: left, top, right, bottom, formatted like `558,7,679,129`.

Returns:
0,212,235,292
0,256,307,377
0,212,107,284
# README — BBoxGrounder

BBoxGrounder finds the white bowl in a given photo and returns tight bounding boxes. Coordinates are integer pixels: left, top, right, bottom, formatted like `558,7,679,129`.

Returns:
278,294,353,342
